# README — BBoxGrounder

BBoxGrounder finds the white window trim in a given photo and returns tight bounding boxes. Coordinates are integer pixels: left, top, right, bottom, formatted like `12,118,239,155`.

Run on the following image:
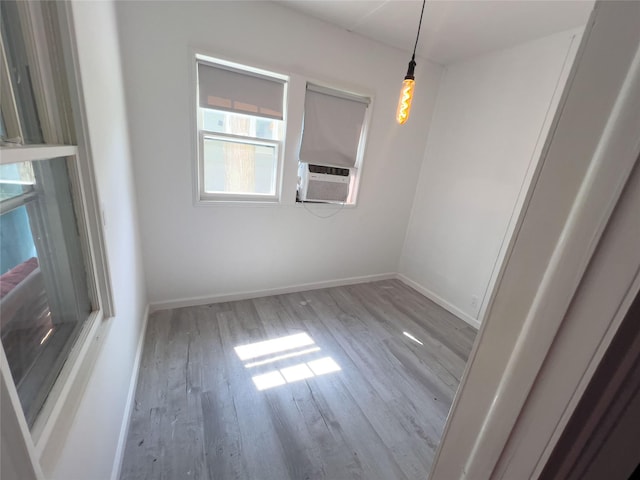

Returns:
0,1,116,472
0,145,77,165
348,89,373,205
193,53,288,205
54,2,114,319
0,145,109,451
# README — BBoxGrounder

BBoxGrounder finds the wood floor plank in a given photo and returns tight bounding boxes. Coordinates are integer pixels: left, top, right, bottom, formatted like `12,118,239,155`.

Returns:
120,280,476,480
216,310,293,480
279,291,440,479
270,292,412,479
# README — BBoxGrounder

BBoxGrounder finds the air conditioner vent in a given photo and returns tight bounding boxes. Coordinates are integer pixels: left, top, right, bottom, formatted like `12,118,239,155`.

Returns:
298,163,352,203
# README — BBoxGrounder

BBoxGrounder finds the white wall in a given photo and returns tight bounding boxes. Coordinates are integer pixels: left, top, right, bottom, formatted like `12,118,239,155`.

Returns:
115,1,442,306
431,1,640,475
43,2,148,479
399,29,582,325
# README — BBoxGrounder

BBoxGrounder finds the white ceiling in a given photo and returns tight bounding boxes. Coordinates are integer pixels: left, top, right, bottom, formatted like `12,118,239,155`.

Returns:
276,0,595,65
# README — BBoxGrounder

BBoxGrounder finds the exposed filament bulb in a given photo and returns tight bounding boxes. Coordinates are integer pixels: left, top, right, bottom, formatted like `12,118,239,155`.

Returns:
396,78,415,125
396,58,416,125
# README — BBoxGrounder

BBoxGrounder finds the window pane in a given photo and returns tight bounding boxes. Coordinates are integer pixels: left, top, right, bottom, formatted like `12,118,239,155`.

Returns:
255,117,280,141
201,108,282,141
0,162,35,201
202,110,226,134
0,1,44,144
0,111,6,138
0,158,91,428
0,205,37,273
203,137,276,195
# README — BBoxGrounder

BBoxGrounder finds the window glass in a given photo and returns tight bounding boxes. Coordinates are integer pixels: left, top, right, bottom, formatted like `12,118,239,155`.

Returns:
255,117,281,141
0,205,37,273
202,109,283,140
202,110,226,135
0,0,44,144
0,111,7,139
203,136,277,195
0,158,91,427
0,162,35,201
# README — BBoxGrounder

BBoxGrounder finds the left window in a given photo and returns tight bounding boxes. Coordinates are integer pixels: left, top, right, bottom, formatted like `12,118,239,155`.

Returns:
195,55,288,202
1,0,110,436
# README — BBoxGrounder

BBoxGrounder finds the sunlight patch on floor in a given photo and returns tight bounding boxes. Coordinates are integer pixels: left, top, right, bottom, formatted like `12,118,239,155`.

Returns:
234,332,315,361
403,331,424,345
244,346,321,368
252,356,342,391
235,332,341,391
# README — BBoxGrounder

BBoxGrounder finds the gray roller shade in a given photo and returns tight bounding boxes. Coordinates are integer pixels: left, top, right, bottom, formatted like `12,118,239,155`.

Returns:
300,84,369,168
197,61,285,120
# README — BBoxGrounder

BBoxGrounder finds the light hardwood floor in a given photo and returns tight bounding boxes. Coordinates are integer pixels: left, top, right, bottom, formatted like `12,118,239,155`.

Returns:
120,280,476,480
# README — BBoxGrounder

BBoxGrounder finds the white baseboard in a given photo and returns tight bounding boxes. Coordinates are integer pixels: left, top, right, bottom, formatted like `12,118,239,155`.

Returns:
149,273,397,312
396,274,481,329
110,304,150,480
148,273,481,330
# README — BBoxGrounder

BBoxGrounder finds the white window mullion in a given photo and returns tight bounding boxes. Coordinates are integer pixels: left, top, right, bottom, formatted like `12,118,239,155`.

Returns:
0,145,78,165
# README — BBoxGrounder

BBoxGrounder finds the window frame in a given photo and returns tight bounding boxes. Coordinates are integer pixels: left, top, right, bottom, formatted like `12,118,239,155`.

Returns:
194,53,289,204
198,131,281,202
297,81,373,206
0,0,115,466
0,146,108,447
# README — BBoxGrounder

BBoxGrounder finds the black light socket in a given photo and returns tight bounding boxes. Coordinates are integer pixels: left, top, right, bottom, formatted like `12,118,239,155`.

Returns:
404,57,417,80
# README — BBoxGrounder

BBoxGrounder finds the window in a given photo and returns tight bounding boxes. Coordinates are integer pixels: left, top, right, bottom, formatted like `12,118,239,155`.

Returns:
0,157,91,428
298,83,370,204
0,0,110,435
196,55,287,202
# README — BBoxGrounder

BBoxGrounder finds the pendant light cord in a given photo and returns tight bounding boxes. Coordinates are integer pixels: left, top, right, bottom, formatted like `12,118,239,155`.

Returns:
412,0,427,60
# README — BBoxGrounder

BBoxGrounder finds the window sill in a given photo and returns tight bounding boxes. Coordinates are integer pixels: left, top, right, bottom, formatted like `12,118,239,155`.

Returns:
295,201,357,208
195,195,281,206
193,199,358,208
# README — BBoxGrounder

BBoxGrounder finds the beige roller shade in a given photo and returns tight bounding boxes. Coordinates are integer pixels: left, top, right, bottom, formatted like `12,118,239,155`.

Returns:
299,84,369,168
197,61,285,120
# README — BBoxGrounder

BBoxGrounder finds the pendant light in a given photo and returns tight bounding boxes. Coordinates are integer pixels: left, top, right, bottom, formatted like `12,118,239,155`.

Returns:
396,0,426,125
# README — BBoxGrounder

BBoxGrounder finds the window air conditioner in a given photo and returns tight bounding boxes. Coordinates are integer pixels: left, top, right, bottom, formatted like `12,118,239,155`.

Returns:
298,163,352,203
